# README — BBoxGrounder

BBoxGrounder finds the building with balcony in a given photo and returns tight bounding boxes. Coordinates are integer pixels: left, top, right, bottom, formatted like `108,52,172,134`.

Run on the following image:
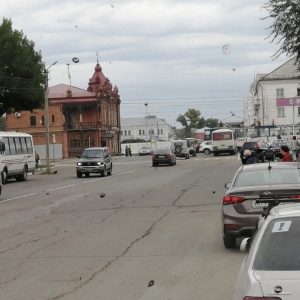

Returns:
6,62,121,158
244,57,300,136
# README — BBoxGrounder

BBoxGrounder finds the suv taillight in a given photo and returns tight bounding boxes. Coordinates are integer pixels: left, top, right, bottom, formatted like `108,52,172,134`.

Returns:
243,297,282,300
256,142,260,149
223,195,245,204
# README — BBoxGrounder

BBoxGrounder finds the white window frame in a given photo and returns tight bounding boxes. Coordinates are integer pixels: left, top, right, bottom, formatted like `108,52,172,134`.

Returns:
277,107,285,117
276,89,284,98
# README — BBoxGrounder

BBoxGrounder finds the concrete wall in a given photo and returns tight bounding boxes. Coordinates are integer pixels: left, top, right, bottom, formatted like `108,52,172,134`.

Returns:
121,142,171,155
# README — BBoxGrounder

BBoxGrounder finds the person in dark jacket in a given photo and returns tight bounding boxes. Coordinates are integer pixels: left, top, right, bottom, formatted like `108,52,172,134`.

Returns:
242,149,261,164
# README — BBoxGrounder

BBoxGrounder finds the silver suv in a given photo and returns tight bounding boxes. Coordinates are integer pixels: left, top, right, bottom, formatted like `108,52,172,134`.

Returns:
171,140,190,159
76,147,112,178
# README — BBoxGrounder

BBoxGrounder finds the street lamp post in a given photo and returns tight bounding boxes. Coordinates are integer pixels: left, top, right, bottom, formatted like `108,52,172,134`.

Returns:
44,61,57,174
145,102,148,143
186,118,191,137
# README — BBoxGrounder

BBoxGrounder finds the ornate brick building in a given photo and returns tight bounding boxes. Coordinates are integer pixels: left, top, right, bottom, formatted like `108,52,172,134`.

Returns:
6,62,121,158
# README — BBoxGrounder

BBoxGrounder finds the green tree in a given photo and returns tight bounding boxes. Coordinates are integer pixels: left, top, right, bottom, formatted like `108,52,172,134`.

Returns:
176,108,201,137
206,118,220,128
0,18,45,117
263,0,300,65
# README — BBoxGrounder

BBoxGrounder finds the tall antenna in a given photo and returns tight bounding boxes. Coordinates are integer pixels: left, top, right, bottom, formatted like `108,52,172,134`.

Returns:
96,51,99,63
66,63,71,85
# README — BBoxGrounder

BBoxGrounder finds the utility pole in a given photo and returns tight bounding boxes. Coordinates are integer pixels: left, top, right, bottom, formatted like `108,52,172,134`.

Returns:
44,61,58,174
145,102,148,143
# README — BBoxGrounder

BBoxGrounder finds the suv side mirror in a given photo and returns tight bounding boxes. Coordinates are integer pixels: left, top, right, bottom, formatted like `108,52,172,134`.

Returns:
240,237,251,252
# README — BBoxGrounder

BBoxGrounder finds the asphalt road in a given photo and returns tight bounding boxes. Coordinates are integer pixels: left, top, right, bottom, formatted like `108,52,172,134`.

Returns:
0,153,246,300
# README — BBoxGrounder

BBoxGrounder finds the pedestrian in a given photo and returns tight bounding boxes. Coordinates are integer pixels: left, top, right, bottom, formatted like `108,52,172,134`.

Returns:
35,151,40,169
290,136,300,162
242,149,260,164
129,145,132,157
280,145,293,162
125,145,129,157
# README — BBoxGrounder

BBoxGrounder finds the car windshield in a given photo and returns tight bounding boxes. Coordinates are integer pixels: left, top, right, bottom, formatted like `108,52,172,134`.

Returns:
81,149,104,158
243,142,256,148
234,169,300,186
254,216,300,271
140,147,151,150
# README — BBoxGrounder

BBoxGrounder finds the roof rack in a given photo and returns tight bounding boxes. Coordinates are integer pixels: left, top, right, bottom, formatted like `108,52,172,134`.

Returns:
255,193,300,218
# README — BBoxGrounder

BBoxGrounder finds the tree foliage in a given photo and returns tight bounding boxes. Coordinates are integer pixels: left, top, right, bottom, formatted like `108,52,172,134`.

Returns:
176,108,201,128
0,18,45,117
263,0,300,65
176,108,221,130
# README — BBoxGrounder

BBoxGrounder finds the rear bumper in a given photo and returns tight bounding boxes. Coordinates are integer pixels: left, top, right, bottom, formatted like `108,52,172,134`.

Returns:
222,205,261,237
153,158,172,164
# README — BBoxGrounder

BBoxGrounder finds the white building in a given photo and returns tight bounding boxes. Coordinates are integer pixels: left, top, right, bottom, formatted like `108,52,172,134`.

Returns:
244,58,300,136
121,115,175,142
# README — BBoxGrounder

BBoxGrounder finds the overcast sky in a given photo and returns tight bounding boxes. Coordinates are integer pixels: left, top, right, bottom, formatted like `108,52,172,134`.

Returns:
2,0,289,127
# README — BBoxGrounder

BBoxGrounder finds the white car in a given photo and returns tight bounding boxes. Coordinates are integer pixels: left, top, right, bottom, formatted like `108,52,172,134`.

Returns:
199,141,213,155
234,199,300,300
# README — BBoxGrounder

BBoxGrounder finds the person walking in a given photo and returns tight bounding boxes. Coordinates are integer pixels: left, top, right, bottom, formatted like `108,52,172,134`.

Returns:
125,145,129,157
290,136,300,162
129,145,132,157
280,145,293,162
35,151,40,169
242,149,260,164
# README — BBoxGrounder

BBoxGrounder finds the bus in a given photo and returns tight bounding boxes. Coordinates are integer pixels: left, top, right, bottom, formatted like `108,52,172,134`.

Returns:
0,131,36,183
211,128,237,156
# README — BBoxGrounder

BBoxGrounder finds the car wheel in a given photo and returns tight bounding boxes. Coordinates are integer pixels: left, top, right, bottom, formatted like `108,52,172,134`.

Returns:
223,236,236,249
2,169,7,184
107,163,112,175
17,166,28,182
77,171,82,178
203,148,210,155
101,166,106,177
175,146,182,153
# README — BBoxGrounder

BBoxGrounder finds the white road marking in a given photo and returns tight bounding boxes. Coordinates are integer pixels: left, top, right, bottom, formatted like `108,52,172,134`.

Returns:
82,170,135,183
45,184,77,192
0,193,37,203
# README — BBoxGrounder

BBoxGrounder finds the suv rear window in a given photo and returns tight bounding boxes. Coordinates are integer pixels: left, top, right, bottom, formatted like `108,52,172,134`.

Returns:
254,217,300,270
242,142,257,149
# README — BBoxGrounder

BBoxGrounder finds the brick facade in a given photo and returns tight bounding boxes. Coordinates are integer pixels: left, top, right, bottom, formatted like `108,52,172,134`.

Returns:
6,63,121,158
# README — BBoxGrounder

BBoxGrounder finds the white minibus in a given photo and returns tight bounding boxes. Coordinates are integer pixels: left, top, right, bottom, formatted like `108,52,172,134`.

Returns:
0,131,35,183
212,128,236,156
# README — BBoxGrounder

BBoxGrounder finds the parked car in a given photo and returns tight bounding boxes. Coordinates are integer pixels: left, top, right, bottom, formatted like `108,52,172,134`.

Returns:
268,139,292,159
240,141,270,163
171,140,189,159
152,147,176,166
222,162,300,249
199,141,213,155
76,147,112,178
234,201,300,300
138,146,154,156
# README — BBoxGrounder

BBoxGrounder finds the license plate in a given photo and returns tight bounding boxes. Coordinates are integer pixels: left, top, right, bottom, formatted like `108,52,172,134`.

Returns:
252,201,268,208
159,156,165,158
